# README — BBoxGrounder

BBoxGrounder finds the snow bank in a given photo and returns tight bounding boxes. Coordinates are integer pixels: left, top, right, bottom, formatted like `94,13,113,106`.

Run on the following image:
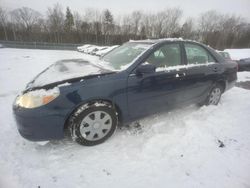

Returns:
77,44,119,56
237,71,250,82
77,44,91,51
224,49,250,60
1,48,250,188
95,45,119,56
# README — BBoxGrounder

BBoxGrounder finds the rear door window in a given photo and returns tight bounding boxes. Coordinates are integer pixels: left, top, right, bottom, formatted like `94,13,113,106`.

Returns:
184,43,215,64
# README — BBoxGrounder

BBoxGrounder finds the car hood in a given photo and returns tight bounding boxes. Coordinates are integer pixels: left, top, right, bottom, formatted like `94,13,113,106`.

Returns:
26,59,115,90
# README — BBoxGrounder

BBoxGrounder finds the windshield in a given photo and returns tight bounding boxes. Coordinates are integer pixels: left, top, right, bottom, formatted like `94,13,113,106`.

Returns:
101,42,152,70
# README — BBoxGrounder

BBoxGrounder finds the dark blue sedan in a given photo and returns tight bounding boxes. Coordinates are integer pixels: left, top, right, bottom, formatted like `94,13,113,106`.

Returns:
13,39,237,146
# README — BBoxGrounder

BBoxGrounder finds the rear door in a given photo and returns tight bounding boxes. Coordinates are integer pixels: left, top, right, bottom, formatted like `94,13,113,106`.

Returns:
180,42,222,103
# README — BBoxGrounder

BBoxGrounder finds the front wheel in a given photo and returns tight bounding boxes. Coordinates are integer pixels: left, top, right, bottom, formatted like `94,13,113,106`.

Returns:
206,84,223,105
68,102,118,146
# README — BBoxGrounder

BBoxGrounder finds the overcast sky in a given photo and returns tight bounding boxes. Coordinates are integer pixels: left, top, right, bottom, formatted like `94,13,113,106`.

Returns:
1,0,250,21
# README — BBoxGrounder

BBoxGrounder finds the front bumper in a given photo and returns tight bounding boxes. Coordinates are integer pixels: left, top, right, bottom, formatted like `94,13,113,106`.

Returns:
13,105,67,141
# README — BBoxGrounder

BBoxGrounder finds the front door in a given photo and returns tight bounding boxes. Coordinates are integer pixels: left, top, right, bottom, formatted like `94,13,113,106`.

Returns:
127,43,187,119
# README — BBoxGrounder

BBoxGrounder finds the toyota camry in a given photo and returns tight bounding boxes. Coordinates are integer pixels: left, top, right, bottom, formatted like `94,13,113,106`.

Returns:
13,39,237,146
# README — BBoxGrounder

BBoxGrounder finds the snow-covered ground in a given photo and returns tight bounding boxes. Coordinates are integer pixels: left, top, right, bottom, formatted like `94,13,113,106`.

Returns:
1,48,250,188
237,71,250,82
224,49,250,60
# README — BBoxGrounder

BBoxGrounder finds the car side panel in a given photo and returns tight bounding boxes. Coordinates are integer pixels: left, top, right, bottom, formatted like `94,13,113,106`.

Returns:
178,41,235,104
61,72,129,123
179,63,223,104
126,69,189,120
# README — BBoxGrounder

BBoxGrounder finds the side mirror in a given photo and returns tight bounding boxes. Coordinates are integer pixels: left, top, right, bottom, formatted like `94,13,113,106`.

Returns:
136,64,156,75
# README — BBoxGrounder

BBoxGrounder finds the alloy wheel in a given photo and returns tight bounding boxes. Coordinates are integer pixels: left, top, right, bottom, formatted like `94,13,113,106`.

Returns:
208,87,221,105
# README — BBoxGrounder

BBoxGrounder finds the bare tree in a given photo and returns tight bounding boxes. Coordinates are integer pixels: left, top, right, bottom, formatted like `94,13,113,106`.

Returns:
11,7,41,34
141,14,154,38
47,3,64,43
198,10,245,49
83,8,99,23
219,15,244,48
153,11,167,38
163,8,183,37
0,7,8,40
198,10,221,46
82,8,102,43
131,11,142,36
121,15,132,36
0,5,249,49
74,12,82,32
181,18,195,39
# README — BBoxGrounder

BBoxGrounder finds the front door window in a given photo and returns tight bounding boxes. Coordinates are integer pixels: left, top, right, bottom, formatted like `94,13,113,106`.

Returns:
144,43,181,71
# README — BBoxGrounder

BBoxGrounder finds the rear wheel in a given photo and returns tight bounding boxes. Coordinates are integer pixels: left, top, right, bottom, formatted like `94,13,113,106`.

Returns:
68,102,118,146
206,84,223,105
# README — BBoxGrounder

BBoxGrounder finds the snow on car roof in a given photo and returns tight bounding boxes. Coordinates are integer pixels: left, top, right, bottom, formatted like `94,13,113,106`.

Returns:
129,38,184,43
129,38,205,45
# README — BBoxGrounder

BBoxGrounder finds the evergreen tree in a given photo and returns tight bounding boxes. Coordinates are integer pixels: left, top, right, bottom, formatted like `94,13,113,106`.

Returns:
103,9,113,25
65,7,74,32
103,9,114,44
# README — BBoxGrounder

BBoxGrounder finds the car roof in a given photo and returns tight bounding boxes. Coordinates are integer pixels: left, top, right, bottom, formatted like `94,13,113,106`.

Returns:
129,38,204,45
130,38,185,43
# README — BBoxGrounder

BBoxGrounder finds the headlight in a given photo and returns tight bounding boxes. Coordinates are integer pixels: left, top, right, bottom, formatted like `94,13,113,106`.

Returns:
15,87,60,108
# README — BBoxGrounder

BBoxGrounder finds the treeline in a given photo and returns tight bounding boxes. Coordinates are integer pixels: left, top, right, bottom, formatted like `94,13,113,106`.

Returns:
0,4,250,49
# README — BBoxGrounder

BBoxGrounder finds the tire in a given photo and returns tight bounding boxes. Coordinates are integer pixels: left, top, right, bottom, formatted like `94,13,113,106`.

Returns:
68,102,118,146
205,84,223,105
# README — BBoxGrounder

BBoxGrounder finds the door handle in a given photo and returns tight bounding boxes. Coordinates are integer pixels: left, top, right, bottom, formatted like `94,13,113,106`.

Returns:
213,67,219,72
175,72,186,78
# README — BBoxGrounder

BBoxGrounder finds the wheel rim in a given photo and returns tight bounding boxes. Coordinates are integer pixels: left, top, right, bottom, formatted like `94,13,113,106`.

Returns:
79,110,112,141
209,87,221,105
